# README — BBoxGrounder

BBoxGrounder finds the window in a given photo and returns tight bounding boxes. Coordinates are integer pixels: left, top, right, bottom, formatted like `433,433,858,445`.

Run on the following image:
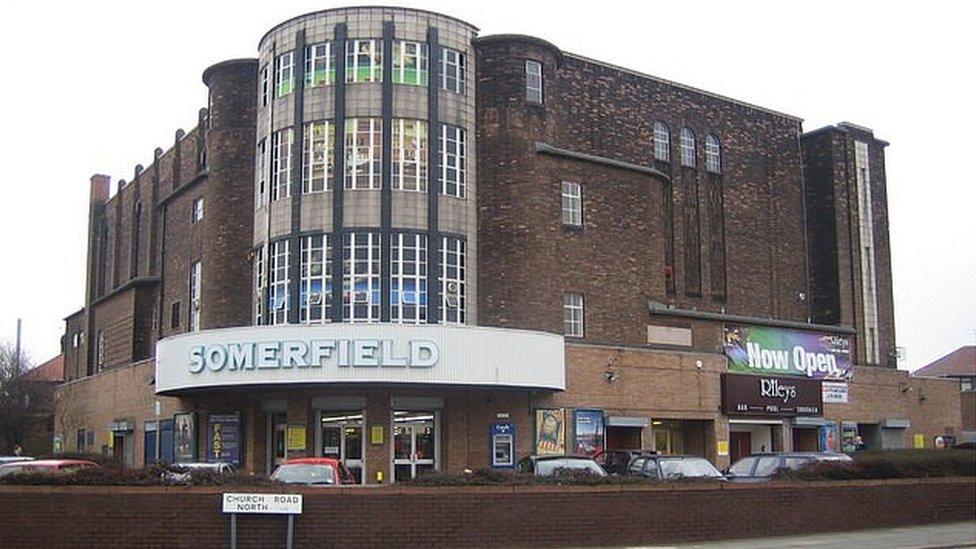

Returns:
525,59,543,103
343,232,381,322
191,198,204,224
260,65,269,107
305,42,335,87
439,125,466,198
753,456,781,477
344,118,382,189
561,181,582,227
189,261,201,332
275,51,294,97
961,377,975,392
254,246,265,325
680,128,696,168
302,121,335,193
392,119,428,192
170,301,181,330
272,129,293,200
390,233,428,323
654,122,670,162
300,234,333,323
96,331,105,371
346,39,382,83
269,240,290,325
563,293,584,337
256,139,267,207
72,332,82,348
440,237,466,324
392,41,428,86
442,48,466,93
77,429,87,452
705,134,721,173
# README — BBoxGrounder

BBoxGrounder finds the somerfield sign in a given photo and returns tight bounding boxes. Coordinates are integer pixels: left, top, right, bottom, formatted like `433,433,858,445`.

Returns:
155,324,566,393
723,324,853,381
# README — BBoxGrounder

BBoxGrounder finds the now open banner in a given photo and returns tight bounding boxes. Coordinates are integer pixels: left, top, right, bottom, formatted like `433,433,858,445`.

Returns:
724,324,853,381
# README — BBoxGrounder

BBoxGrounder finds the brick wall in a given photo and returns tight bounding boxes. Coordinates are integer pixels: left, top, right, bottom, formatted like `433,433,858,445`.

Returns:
1,479,972,548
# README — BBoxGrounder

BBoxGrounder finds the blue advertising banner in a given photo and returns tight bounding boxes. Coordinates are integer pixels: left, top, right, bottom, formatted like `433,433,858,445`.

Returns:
207,413,242,466
724,324,853,381
573,410,605,457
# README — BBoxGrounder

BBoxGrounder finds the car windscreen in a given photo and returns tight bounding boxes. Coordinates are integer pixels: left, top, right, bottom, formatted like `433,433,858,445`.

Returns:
728,457,756,476
659,458,722,479
271,464,336,485
535,459,606,477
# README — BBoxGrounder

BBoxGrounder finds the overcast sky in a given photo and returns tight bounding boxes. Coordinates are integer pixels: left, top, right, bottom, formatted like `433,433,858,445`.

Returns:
0,0,972,370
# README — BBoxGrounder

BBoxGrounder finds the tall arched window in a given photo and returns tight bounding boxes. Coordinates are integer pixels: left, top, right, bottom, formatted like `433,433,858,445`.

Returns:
705,134,721,174
653,122,670,162
680,128,696,168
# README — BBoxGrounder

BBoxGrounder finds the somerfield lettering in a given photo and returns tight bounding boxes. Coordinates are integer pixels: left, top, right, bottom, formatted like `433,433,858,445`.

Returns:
188,339,439,374
746,342,844,379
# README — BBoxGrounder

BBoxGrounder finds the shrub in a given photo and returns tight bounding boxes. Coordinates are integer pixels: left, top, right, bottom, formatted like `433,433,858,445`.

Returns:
778,449,976,481
402,468,676,487
0,462,274,487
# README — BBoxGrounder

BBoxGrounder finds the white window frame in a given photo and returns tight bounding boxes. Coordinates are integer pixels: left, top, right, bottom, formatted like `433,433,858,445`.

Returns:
346,39,382,83
441,48,465,94
525,59,543,103
654,122,670,162
563,293,584,337
272,129,292,200
343,232,381,322
390,233,428,324
260,65,269,107
680,128,696,168
269,240,290,325
440,237,466,324
191,198,204,224
344,118,382,190
254,246,265,326
189,261,201,332
256,139,268,208
305,42,334,87
705,134,721,173
303,121,334,193
300,234,332,324
392,119,428,192
96,331,105,371
393,41,428,86
439,125,466,198
561,181,582,227
275,51,294,97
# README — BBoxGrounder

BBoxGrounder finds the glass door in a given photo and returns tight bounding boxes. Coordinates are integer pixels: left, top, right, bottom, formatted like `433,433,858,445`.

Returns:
320,411,364,484
268,413,288,474
393,411,436,482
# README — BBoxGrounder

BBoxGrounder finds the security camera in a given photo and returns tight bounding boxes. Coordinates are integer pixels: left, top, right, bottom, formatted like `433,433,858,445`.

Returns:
695,360,703,370
604,370,618,383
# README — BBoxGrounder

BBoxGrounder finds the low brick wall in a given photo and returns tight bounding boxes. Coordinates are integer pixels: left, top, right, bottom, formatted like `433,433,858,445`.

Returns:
1,478,973,548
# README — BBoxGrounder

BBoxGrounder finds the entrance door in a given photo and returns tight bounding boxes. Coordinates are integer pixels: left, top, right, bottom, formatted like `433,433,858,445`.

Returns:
792,428,819,452
269,413,288,473
730,431,752,462
320,411,364,484
393,411,436,482
112,433,126,464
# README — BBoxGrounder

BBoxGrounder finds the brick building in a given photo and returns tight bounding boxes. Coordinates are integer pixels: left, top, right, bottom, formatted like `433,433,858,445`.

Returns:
914,346,976,444
54,6,960,478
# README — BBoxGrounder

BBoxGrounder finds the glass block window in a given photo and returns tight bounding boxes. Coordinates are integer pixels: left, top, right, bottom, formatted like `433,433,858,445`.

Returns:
302,121,335,193
260,65,269,107
305,42,335,87
563,293,584,337
269,240,290,325
561,181,582,227
343,232,381,322
271,128,292,200
344,118,382,189
440,237,466,324
442,48,465,93
253,246,265,325
525,59,543,103
392,41,428,86
346,39,382,83
256,139,267,208
680,128,696,168
392,119,428,192
390,233,428,323
300,234,333,324
705,134,721,173
189,261,201,332
439,125,466,198
654,122,670,162
275,51,294,97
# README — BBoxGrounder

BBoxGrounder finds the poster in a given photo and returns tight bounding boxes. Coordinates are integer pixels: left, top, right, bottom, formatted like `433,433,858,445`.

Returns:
286,424,307,452
724,324,852,380
534,409,566,455
173,412,197,463
207,413,242,466
914,433,926,449
819,421,839,452
841,422,858,453
573,410,605,457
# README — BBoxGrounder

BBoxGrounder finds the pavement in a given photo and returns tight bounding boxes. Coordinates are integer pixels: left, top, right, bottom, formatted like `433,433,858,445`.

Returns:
636,522,976,549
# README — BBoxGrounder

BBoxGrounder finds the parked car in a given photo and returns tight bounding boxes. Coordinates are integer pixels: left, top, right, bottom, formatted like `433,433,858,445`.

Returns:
0,459,98,477
626,455,726,481
270,458,356,486
163,462,236,484
725,452,853,482
517,455,608,477
592,449,656,475
0,456,34,465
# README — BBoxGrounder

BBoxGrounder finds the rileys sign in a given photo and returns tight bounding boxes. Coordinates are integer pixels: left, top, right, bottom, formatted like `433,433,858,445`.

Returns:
724,325,853,381
721,374,823,417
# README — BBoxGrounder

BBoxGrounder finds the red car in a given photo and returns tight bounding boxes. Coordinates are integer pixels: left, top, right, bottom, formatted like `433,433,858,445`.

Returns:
270,458,356,486
0,459,98,477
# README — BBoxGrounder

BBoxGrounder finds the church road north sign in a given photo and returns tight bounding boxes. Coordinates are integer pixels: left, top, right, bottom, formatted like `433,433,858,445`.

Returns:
222,493,302,515
155,324,565,394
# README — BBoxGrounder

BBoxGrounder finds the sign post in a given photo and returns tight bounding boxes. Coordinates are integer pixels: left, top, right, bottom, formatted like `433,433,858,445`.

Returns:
222,493,303,549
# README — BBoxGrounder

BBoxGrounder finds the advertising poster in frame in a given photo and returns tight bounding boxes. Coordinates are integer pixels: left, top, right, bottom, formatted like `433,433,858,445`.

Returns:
207,413,243,466
534,409,566,455
173,412,197,463
724,324,853,380
573,410,605,457
819,421,839,452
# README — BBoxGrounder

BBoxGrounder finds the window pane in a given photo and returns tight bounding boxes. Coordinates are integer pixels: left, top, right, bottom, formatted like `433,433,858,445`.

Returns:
525,60,543,103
